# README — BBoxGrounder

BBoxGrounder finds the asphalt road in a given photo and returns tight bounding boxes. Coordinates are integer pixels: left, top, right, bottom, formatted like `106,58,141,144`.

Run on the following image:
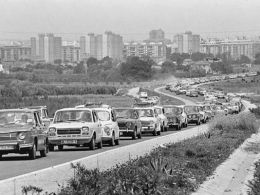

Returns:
0,84,198,181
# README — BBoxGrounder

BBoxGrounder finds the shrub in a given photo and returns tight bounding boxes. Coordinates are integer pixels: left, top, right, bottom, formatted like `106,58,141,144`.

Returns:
209,112,258,133
248,161,260,195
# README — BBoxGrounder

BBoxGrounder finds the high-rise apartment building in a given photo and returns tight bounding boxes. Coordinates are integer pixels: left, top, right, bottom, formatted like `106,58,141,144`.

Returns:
30,37,37,61
173,31,200,54
38,34,45,60
62,45,80,62
149,29,165,42
79,36,86,61
85,32,123,60
54,36,62,62
123,41,166,63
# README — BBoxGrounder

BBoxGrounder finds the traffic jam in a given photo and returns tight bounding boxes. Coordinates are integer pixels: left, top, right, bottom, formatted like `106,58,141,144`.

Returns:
0,72,257,160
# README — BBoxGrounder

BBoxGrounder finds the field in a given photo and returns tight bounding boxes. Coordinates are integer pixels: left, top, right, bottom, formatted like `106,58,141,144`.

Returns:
0,95,134,117
201,76,260,94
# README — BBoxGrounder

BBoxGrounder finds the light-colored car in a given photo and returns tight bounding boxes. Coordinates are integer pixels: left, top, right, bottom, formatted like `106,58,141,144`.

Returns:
0,108,48,159
135,107,161,136
154,106,168,131
197,105,208,123
114,108,142,140
203,104,214,119
94,107,120,146
163,105,187,130
48,107,103,151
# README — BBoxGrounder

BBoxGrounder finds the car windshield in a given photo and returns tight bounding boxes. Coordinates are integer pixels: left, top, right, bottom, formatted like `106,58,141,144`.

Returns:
184,106,198,113
137,109,154,117
96,110,110,121
0,111,34,126
114,109,137,119
54,110,92,123
164,107,182,114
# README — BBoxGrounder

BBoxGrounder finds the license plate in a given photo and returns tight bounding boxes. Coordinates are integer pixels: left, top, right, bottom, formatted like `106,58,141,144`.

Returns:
0,145,14,150
62,140,77,144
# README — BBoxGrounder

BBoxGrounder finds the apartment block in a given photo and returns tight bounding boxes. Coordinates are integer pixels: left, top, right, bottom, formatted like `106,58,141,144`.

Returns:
173,31,200,53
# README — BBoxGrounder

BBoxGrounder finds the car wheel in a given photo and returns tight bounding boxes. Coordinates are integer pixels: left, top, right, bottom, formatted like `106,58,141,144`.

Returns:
40,143,47,157
137,131,142,139
49,144,54,152
110,133,115,146
157,130,161,135
89,136,96,150
164,126,168,131
153,129,157,136
132,129,137,140
29,143,36,160
58,145,63,151
161,125,164,132
97,140,103,149
115,139,119,145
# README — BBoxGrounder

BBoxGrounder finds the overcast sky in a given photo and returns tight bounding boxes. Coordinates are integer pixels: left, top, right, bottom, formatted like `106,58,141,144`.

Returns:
0,0,260,41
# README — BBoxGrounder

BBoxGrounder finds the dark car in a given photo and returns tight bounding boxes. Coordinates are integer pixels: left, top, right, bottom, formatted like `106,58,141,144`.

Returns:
184,105,202,125
0,109,48,160
114,108,142,140
163,105,187,130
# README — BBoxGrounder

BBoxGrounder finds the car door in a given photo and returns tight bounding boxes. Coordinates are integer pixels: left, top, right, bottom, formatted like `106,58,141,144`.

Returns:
111,110,120,139
33,112,45,150
92,111,102,142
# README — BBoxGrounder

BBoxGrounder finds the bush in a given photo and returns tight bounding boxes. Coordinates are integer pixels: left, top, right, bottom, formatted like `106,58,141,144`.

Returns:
250,107,260,118
209,112,258,133
248,161,260,195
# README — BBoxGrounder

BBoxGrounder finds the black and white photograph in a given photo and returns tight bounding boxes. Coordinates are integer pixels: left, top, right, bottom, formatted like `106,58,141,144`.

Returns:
0,0,260,194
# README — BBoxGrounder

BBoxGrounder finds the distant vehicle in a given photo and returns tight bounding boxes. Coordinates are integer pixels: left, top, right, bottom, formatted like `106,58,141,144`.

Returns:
135,107,161,136
48,107,103,151
0,108,48,159
114,108,142,140
184,105,202,125
139,91,148,98
165,85,171,90
212,105,228,115
163,105,187,130
203,105,214,119
197,105,208,123
189,90,199,97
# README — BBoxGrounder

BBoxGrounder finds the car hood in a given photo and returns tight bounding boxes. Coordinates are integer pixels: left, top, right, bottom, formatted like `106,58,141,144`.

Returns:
165,113,178,118
50,122,93,129
0,124,32,133
186,112,200,115
117,118,135,123
139,117,156,122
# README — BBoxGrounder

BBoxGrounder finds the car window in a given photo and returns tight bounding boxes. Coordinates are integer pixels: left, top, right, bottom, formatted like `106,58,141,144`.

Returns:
137,109,154,117
0,111,34,126
155,108,162,114
54,110,93,123
96,110,110,121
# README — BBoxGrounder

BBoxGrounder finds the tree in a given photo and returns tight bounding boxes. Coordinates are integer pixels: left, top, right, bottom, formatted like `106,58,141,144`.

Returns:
54,59,62,65
254,53,260,65
239,55,251,64
161,61,176,73
211,61,233,74
87,57,98,67
120,56,152,80
73,62,86,74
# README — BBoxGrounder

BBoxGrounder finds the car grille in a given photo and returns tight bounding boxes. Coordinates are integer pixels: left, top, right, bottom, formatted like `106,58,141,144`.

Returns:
141,121,150,126
57,129,81,135
0,133,17,141
118,122,127,128
167,117,176,122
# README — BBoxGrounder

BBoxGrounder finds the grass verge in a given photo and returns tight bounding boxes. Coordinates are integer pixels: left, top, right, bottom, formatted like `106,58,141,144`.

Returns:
25,112,257,195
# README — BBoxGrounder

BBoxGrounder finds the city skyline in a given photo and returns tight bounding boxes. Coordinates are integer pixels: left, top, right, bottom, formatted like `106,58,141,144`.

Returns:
1,0,260,41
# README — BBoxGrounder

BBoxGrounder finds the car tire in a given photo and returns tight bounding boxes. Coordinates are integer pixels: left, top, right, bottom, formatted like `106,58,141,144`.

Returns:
58,145,63,151
153,129,157,136
109,133,115,146
137,131,142,139
97,140,103,149
89,136,96,150
115,139,119,145
29,143,36,160
49,144,54,152
132,129,137,140
164,126,168,131
157,130,161,135
161,125,164,132
40,143,47,157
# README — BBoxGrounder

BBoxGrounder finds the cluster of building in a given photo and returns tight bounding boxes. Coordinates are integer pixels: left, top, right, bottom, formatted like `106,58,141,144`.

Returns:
1,29,260,68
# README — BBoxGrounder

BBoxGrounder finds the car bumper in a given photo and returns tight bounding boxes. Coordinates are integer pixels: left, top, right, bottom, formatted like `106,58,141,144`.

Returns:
168,122,180,126
0,141,33,153
119,129,135,137
187,118,199,123
141,126,156,133
49,137,92,145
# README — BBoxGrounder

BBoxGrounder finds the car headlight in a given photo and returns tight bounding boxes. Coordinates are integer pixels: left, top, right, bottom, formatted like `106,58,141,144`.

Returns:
18,132,26,140
104,126,111,136
49,127,56,133
82,127,89,132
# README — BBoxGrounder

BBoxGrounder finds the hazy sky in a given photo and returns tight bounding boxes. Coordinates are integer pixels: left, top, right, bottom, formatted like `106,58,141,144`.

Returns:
1,0,260,41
